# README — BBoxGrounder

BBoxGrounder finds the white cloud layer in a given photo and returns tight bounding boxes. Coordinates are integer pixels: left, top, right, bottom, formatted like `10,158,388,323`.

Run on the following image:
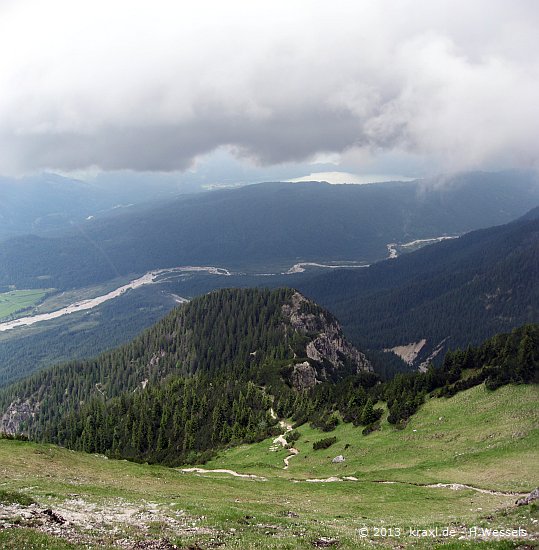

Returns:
0,0,538,174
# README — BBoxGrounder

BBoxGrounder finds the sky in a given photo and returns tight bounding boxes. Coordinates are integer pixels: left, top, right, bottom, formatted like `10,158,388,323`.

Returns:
1,0,538,185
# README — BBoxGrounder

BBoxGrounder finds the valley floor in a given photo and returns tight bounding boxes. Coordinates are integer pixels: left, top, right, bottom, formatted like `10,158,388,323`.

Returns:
0,384,538,549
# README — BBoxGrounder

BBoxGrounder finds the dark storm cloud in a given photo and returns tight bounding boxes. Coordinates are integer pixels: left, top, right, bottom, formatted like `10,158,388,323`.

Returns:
0,0,538,174
6,106,363,172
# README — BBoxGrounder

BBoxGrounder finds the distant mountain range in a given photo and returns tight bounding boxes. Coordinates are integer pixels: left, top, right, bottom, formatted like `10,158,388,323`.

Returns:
0,170,537,290
1,206,537,385
0,172,198,240
0,170,537,385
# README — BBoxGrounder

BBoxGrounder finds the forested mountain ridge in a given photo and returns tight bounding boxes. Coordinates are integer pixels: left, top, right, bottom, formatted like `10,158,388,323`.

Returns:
0,288,536,468
297,207,539,372
0,288,370,463
1,171,538,290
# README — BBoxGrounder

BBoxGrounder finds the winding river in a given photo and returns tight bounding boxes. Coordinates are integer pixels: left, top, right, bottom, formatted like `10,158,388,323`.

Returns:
0,266,231,333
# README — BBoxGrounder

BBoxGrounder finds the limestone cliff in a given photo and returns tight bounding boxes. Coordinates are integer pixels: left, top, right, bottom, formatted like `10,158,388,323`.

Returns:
282,291,371,389
0,398,38,435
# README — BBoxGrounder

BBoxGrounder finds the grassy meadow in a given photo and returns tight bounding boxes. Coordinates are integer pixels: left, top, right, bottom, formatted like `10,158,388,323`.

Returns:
0,289,51,320
0,383,537,548
206,384,539,491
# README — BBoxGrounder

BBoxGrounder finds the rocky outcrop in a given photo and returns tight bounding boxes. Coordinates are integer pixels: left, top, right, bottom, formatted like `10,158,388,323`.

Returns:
0,398,38,435
516,488,539,506
282,292,371,387
306,330,368,373
148,350,166,369
290,361,318,390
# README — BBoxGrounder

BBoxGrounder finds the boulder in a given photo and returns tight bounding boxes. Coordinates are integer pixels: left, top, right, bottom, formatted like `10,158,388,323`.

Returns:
516,487,539,506
290,362,318,390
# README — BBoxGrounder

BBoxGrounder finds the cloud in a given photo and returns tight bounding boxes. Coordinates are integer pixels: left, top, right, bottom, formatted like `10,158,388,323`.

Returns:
0,0,538,174
287,172,414,184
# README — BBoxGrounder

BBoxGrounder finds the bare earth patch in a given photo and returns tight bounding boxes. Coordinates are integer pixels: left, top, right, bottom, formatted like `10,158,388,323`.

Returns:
385,339,427,364
0,496,216,548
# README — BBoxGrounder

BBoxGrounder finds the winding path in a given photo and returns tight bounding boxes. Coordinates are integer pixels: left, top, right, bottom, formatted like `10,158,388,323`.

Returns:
179,411,528,496
270,420,299,469
179,468,266,480
176,467,528,497
375,480,528,497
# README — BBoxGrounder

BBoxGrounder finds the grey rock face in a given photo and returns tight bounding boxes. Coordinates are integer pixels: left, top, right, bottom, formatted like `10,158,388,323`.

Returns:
282,292,371,390
290,361,318,390
0,398,38,435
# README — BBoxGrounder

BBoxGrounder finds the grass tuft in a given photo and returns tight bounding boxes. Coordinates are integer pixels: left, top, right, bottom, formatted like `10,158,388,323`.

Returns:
0,489,36,506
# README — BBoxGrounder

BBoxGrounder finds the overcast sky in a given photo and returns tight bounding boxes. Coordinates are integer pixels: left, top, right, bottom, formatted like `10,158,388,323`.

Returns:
1,0,538,182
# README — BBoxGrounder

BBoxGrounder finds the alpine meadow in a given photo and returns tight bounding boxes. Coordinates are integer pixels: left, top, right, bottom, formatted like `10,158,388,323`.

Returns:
0,2,538,549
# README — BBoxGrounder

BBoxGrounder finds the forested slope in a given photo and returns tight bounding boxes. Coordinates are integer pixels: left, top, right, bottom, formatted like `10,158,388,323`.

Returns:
1,285,537,469
0,288,370,464
298,208,539,368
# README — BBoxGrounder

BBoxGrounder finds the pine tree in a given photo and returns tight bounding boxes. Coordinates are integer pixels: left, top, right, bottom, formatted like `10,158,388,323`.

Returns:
361,398,377,425
517,332,536,382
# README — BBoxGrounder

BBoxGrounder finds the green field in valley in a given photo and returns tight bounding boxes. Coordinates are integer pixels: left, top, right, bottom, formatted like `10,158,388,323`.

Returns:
0,289,51,320
0,383,537,549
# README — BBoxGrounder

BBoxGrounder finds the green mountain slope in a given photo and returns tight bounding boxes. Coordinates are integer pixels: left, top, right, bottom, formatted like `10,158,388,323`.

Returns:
0,382,536,549
0,288,370,464
1,283,536,471
298,207,539,371
0,286,536,548
205,382,538,492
